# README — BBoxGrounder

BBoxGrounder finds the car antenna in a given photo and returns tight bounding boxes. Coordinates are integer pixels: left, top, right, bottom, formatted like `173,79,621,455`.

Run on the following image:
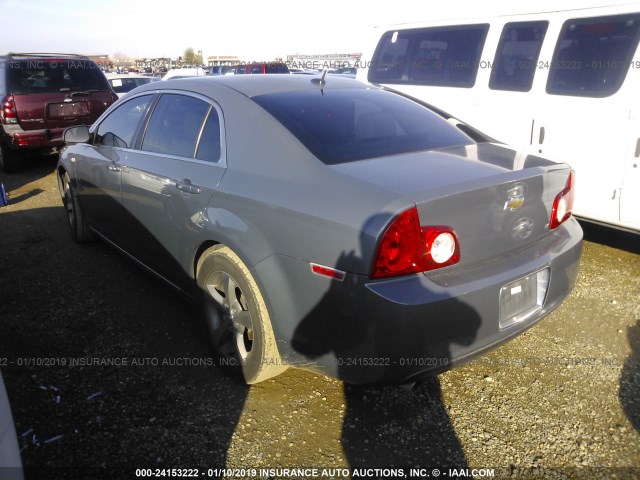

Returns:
311,69,328,88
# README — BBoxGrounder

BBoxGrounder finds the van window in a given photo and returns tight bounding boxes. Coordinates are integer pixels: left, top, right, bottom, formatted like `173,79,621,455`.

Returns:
490,21,548,92
547,14,640,97
369,24,490,87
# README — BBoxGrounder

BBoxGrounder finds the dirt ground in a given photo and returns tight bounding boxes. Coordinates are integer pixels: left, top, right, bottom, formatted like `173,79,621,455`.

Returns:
0,155,639,480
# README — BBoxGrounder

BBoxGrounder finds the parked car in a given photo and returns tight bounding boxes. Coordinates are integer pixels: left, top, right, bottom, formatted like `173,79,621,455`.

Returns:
161,67,207,80
57,75,582,385
106,73,159,98
330,66,357,78
204,66,231,76
0,372,22,480
0,53,118,172
232,62,290,74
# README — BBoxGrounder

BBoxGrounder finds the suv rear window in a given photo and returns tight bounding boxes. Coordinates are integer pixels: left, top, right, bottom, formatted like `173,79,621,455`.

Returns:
253,88,472,164
8,60,110,95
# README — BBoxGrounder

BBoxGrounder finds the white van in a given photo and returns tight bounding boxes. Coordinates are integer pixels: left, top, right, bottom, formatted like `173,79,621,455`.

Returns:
357,3,640,232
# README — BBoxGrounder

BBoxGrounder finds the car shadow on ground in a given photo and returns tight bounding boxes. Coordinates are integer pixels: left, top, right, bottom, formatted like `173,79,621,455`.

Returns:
291,216,481,472
0,205,248,476
579,220,640,255
620,320,640,432
0,154,58,199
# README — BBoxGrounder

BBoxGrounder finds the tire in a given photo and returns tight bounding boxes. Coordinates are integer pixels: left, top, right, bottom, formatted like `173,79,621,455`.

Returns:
0,144,21,173
61,172,94,243
196,245,287,384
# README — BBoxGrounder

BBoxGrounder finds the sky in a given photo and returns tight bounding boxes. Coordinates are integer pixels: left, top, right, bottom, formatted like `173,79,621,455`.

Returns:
1,0,638,61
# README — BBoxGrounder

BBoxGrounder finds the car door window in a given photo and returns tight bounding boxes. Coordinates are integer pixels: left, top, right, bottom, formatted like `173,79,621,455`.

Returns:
142,94,210,158
95,94,152,148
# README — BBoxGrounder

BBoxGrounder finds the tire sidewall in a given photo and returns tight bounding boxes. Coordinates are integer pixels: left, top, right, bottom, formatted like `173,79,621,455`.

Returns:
196,246,282,383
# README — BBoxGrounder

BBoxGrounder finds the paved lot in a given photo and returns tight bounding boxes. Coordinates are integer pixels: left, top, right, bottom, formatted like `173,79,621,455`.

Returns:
0,155,638,480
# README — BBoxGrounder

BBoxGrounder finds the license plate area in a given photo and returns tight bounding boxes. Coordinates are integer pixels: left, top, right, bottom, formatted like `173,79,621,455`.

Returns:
499,268,549,330
48,101,89,118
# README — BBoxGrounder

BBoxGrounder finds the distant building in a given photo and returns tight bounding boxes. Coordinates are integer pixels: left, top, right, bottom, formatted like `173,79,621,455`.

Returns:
207,55,242,66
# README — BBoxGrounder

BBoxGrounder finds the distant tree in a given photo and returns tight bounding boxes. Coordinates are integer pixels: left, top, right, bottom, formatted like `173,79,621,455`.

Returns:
112,51,129,63
183,47,203,66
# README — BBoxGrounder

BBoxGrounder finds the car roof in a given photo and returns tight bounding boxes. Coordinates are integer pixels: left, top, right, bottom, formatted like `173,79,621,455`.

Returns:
106,73,156,80
142,74,370,98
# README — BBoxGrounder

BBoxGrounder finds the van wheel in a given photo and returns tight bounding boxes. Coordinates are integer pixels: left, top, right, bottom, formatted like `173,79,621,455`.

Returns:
61,172,94,243
0,145,21,173
197,245,287,384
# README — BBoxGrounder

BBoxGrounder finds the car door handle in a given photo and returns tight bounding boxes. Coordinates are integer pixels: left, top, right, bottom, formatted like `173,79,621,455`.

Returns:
107,162,120,172
176,179,201,194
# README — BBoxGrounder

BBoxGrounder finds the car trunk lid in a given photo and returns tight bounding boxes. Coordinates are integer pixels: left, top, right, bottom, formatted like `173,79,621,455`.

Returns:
332,143,573,269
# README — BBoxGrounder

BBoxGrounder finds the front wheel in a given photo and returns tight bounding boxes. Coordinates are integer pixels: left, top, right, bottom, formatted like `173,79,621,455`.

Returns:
196,245,287,384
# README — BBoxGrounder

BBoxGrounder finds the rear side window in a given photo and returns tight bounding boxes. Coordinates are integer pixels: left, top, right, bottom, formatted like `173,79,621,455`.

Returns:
369,24,490,87
95,95,152,148
7,60,110,94
547,14,640,97
195,111,222,162
490,21,548,91
253,88,473,164
142,94,211,158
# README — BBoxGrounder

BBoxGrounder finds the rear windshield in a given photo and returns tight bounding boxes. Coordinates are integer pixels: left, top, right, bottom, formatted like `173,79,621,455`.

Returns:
252,88,472,164
8,60,110,95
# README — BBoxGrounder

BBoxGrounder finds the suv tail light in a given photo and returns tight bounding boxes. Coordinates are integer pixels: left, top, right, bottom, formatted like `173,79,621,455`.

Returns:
549,171,575,229
371,207,460,279
1,96,18,124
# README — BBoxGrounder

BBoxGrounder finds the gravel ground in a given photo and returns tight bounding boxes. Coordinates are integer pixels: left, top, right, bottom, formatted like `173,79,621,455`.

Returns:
0,155,638,480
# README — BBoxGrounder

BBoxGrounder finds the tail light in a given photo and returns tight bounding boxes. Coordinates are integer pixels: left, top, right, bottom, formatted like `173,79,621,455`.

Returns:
371,207,460,279
1,96,18,124
549,171,575,229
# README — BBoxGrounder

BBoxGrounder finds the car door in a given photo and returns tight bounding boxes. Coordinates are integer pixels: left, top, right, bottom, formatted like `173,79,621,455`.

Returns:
119,92,226,291
75,94,154,240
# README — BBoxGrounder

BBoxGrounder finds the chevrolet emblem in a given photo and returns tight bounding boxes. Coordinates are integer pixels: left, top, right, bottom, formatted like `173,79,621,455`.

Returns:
504,183,526,211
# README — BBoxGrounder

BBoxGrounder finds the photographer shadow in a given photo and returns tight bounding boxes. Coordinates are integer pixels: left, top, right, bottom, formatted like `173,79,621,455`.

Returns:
620,320,640,432
292,218,482,473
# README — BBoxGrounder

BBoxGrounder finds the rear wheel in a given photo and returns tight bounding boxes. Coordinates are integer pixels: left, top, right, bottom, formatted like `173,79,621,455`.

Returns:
61,172,94,243
0,144,21,173
197,245,286,384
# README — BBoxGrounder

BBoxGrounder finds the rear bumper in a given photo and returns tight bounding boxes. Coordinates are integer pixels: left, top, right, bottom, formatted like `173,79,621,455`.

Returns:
2,124,65,150
256,217,583,385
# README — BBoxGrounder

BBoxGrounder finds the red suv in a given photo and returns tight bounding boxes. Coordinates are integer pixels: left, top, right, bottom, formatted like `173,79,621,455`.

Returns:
0,53,118,172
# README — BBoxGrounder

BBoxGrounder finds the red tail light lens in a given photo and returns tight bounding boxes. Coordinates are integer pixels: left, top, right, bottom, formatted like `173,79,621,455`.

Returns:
371,207,460,279
372,208,423,278
550,171,575,229
1,96,18,124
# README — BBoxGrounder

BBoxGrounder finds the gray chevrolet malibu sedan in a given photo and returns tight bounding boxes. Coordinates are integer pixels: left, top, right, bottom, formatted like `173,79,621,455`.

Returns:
57,75,582,385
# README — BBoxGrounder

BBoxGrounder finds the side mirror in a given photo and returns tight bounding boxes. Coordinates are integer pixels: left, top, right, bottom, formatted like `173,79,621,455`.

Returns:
63,125,90,144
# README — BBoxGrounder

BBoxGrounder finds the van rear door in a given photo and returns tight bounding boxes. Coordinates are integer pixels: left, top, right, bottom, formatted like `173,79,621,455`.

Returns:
531,13,640,226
